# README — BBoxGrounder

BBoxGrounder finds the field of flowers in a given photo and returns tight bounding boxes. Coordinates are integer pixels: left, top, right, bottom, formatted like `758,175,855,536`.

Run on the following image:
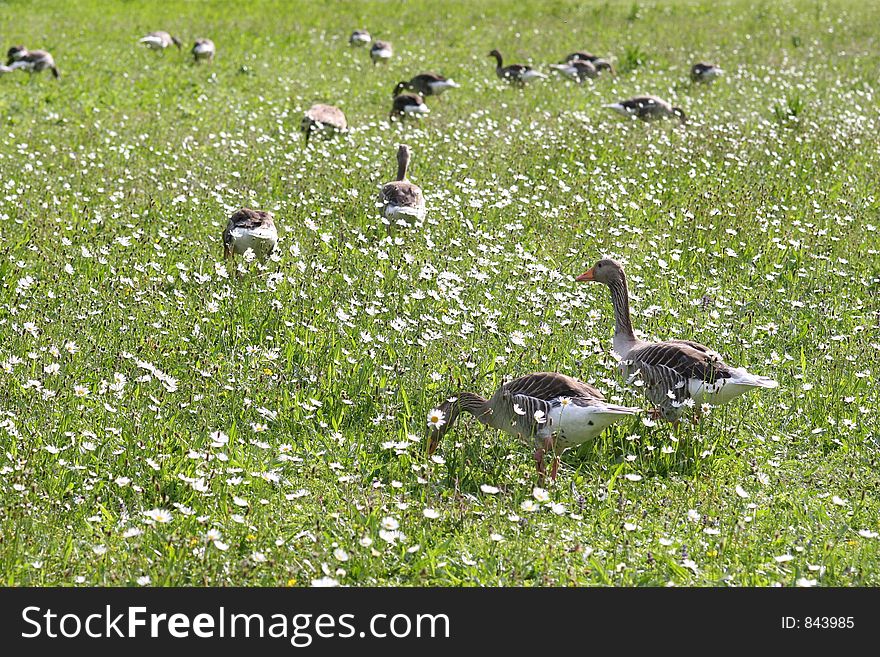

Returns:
0,0,878,586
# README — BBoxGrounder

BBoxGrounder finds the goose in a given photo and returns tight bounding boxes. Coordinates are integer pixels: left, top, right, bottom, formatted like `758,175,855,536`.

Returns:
575,258,778,422
549,59,598,82
301,104,347,144
605,95,686,124
370,40,392,65
393,73,460,98
427,372,641,480
6,46,59,78
222,208,278,261
691,62,723,83
564,52,615,74
139,31,182,52
388,92,429,122
349,30,371,47
379,144,426,225
191,38,215,63
488,49,547,85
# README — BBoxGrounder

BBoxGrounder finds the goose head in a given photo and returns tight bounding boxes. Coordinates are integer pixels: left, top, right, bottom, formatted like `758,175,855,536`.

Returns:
672,107,687,124
576,258,625,285
488,49,503,65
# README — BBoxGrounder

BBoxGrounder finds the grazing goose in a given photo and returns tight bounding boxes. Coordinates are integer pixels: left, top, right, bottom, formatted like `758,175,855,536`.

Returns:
349,30,371,47
605,95,686,124
691,62,723,83
191,38,215,63
301,104,347,144
6,46,59,78
576,259,778,422
488,49,547,85
564,52,615,74
388,92,429,122
223,208,278,261
139,31,182,52
370,40,392,65
379,144,426,225
549,59,598,82
427,372,640,480
393,73,460,98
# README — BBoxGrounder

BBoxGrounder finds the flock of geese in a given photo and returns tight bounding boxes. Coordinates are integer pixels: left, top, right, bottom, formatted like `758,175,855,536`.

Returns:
2,25,767,482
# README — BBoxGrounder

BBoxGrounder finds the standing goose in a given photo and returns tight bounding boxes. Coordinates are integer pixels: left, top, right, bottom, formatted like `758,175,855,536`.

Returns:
488,49,547,85
139,31,182,52
393,73,460,98
691,62,723,83
6,46,59,78
349,30,371,47
549,59,598,82
301,104,347,144
576,259,778,422
379,144,426,225
370,40,392,65
191,38,215,63
427,372,641,480
388,92,429,122
223,208,278,261
605,95,686,124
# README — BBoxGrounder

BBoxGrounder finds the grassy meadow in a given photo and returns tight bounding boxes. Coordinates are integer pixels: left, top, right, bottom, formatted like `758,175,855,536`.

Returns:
0,0,879,586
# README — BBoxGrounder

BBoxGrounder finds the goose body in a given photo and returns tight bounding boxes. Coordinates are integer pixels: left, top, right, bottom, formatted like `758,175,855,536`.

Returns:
576,259,778,421
301,104,347,143
380,144,426,224
691,62,723,83
394,73,460,97
388,92,429,121
6,46,59,77
349,30,371,47
563,52,615,74
605,95,686,124
488,49,547,85
428,372,640,478
223,208,278,260
139,31,181,51
550,60,597,82
370,40,392,65
191,38,215,62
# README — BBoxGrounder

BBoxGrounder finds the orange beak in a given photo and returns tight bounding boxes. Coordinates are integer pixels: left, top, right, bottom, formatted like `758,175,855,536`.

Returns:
575,267,595,282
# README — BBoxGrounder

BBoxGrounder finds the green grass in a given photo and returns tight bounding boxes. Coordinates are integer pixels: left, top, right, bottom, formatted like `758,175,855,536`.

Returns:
0,0,878,586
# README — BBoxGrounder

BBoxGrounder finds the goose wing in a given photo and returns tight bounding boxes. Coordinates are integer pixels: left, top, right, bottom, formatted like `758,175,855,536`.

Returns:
625,340,734,403
380,181,424,208
502,372,605,402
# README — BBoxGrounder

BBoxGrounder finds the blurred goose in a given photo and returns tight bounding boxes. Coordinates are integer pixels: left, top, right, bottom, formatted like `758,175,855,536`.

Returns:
191,38,215,63
379,144,425,225
488,49,547,85
139,31,182,52
605,95,686,124
6,46,59,78
691,62,723,83
223,208,278,261
388,92,429,121
370,40,392,65
301,104,347,144
564,51,615,74
427,372,640,480
549,59,598,82
576,259,778,422
349,30,371,47
393,73,460,98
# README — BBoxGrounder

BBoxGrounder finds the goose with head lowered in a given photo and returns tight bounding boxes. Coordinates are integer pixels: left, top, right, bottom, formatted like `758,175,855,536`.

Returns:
427,372,640,480
563,51,615,74
223,208,278,262
605,95,686,124
139,31,182,52
690,62,723,83
370,40,392,65
6,46,59,78
549,59,598,83
349,30,371,47
379,144,426,226
388,92,429,122
488,49,547,85
393,73,460,98
301,104,347,144
576,258,778,422
191,38,215,63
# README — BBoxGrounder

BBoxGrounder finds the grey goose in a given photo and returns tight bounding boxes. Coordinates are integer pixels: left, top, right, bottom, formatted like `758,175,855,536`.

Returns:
488,49,547,85
191,38,215,63
427,372,640,480
301,104,348,144
576,259,778,422
139,31,182,52
393,73,460,98
605,95,686,124
349,30,371,47
691,62,723,83
388,92,429,122
6,46,59,78
223,208,278,261
370,40,392,65
379,144,426,225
